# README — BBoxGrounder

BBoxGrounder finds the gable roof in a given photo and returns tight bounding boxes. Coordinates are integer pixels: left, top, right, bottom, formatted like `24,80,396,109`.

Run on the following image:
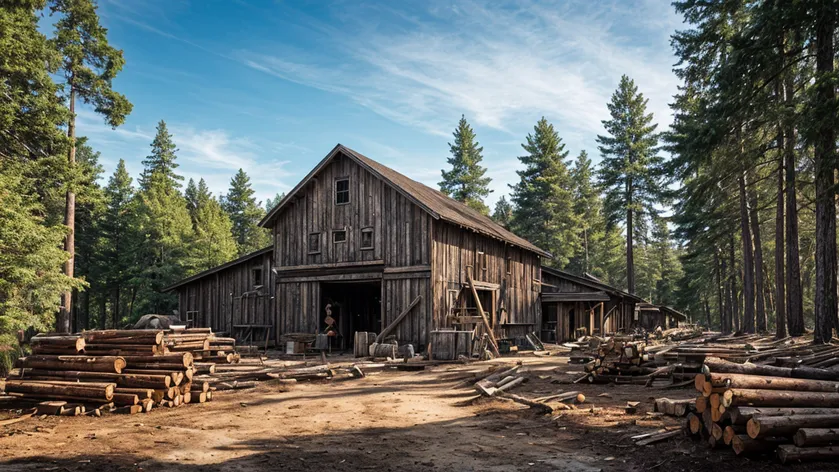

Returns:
162,246,272,292
541,266,645,303
260,144,551,257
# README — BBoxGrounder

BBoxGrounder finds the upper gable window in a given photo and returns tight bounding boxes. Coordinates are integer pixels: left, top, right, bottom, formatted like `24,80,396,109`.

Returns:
360,227,374,250
252,267,263,288
335,178,350,205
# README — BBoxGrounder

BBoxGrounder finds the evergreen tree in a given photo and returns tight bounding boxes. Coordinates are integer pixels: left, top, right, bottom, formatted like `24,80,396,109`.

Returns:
597,75,663,294
223,169,271,255
49,0,132,332
99,159,136,328
192,195,237,272
492,196,513,229
264,192,285,212
439,115,492,214
134,128,193,316
140,120,181,190
510,118,579,267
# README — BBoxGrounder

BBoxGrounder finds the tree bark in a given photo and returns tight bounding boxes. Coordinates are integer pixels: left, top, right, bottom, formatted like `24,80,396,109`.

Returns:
703,356,839,381
748,181,766,332
626,180,635,294
739,172,756,333
794,428,839,447
775,158,787,338
783,49,804,336
729,237,739,332
724,389,839,409
705,372,839,393
748,414,839,438
813,1,837,344
778,444,839,464
59,79,76,334
715,249,724,332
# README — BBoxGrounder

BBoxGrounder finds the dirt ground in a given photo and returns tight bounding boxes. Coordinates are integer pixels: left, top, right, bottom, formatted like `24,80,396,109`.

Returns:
1,352,836,472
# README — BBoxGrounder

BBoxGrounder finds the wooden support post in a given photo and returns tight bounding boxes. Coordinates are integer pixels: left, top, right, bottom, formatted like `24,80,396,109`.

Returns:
375,295,422,344
466,272,500,358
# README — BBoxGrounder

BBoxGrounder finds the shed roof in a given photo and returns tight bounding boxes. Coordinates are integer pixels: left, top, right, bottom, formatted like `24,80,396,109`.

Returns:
541,266,645,303
162,246,272,292
259,144,551,258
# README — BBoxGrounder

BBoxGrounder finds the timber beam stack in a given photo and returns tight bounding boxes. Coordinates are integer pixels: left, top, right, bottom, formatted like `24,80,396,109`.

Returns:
578,338,700,386
685,355,839,463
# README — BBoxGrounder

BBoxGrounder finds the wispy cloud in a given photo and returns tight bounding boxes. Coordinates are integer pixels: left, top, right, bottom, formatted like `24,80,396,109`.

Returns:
236,0,682,138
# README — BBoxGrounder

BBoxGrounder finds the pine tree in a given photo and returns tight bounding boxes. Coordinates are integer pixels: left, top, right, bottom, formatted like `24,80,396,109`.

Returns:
49,0,132,332
134,127,193,316
264,192,285,212
140,120,181,190
99,159,136,328
492,196,513,229
439,115,492,214
510,118,579,267
185,178,237,271
597,75,663,294
223,169,271,255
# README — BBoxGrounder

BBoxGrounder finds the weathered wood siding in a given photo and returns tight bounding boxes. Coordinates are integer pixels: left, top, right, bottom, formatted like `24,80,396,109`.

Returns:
431,220,542,339
540,270,636,341
175,251,274,338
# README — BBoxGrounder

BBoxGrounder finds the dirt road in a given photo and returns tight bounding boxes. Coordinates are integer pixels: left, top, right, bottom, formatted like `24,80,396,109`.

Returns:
0,355,829,471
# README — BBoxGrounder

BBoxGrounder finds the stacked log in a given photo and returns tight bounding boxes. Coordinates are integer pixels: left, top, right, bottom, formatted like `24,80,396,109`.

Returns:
685,355,839,463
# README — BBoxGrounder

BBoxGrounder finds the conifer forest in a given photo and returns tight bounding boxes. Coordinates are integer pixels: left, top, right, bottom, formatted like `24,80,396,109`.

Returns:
3,0,839,365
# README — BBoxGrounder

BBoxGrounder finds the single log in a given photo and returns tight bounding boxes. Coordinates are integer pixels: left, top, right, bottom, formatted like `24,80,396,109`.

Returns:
730,407,839,425
687,413,702,434
711,423,724,440
695,396,707,414
31,336,85,352
19,355,126,373
141,398,154,413
704,356,839,381
114,388,153,399
113,404,143,414
122,369,182,385
777,444,839,464
122,353,193,367
748,414,839,439
794,428,839,447
190,381,210,393
732,434,785,455
707,372,839,393
124,362,194,371
110,393,139,406
724,388,839,408
194,363,216,375
636,429,682,446
4,380,114,401
188,391,207,403
694,374,705,392
496,392,552,414
81,330,163,344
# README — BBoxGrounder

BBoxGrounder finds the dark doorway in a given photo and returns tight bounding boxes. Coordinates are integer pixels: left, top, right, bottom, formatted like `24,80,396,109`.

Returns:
321,280,381,349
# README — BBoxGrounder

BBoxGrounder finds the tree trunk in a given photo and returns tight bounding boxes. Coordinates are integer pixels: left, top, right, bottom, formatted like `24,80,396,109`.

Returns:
748,181,767,332
722,252,731,334
775,158,787,338
627,197,635,294
729,237,739,332
748,414,839,438
813,2,837,344
739,172,756,333
704,295,711,330
724,389,839,409
794,428,839,447
784,54,804,336
59,81,76,333
778,444,839,464
715,250,724,332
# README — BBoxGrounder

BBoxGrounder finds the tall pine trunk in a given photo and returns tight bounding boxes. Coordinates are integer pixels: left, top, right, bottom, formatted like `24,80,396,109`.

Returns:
775,133,787,338
738,172,756,333
626,178,635,294
783,57,805,336
59,80,76,333
749,181,767,332
715,249,724,331
722,249,732,334
813,2,837,343
730,237,740,332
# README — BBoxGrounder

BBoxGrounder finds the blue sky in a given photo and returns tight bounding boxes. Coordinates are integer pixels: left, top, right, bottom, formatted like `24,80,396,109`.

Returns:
63,0,685,208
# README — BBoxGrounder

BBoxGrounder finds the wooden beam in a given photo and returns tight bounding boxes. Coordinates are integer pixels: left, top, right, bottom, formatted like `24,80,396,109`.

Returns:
274,260,385,273
383,265,431,274
467,272,501,358
376,295,422,343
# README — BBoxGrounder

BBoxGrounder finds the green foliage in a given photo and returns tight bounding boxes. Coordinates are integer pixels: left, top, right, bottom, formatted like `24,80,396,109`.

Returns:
0,159,83,333
49,0,132,128
440,115,492,214
491,196,513,229
188,179,237,272
223,169,271,255
141,120,182,190
510,117,579,267
597,75,664,293
264,192,285,212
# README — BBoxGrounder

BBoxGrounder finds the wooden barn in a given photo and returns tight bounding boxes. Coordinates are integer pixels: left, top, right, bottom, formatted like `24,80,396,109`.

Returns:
166,144,550,350
539,267,643,342
637,303,687,331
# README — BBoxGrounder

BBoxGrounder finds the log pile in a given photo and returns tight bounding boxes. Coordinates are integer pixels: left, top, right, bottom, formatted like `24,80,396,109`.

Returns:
1,328,250,416
685,355,839,463
577,337,700,386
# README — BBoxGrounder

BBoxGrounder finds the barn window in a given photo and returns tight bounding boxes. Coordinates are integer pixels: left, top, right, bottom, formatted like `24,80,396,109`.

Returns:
360,227,374,250
308,232,321,254
333,229,347,243
335,178,350,205
252,267,263,288
506,256,512,275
